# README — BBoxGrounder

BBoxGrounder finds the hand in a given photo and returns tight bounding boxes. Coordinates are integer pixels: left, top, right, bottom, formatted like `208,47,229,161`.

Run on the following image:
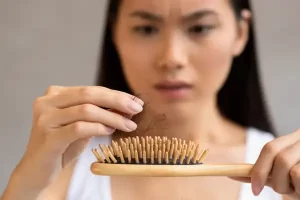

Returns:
2,86,144,199
231,129,300,199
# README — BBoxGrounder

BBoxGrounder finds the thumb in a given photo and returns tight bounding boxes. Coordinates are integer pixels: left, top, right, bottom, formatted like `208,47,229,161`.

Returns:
228,176,252,183
228,176,272,187
62,137,91,167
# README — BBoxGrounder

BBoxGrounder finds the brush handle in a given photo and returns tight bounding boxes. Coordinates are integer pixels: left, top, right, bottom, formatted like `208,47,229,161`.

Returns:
90,162,253,177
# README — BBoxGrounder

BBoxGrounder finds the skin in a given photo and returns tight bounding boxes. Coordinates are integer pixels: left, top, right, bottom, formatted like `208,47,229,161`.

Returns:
113,0,248,144
0,0,299,200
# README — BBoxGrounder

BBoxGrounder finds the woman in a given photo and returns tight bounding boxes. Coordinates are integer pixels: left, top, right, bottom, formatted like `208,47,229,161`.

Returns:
1,0,300,199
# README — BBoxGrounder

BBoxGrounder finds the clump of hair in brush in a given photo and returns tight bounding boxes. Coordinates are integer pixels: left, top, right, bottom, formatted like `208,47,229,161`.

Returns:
92,136,209,165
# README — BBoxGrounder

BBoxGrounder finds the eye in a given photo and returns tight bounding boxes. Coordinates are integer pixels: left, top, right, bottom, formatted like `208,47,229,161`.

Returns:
132,25,158,36
188,25,214,35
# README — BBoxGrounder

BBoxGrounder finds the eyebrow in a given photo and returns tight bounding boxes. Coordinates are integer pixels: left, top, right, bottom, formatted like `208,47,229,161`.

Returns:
182,10,218,22
130,10,163,22
129,9,218,22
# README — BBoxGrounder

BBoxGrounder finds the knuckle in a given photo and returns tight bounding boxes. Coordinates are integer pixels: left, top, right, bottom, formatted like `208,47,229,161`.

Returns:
78,104,95,115
33,96,45,108
274,152,290,167
262,141,279,155
45,85,61,95
72,122,85,136
33,96,46,115
290,166,300,180
98,86,106,91
295,128,300,136
80,87,94,99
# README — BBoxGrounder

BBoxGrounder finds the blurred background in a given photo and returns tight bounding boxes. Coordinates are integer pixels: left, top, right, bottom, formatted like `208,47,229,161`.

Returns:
0,0,299,194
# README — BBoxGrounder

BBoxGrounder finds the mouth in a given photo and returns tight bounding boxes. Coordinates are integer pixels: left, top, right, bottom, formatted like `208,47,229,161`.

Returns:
154,81,193,89
153,81,193,99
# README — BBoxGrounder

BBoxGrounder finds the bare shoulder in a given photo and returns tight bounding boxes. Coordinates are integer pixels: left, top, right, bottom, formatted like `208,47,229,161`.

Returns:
36,160,77,200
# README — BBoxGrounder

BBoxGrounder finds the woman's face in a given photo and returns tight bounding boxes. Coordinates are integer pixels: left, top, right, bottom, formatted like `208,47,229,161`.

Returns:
113,0,250,114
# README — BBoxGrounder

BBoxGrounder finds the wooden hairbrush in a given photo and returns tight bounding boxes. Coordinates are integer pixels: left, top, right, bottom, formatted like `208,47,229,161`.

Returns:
90,136,253,177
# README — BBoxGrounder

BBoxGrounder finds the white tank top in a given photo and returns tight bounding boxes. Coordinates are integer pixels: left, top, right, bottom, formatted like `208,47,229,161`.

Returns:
66,127,282,200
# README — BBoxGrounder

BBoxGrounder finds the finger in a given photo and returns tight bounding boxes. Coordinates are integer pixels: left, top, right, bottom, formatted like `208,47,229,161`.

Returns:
46,86,144,115
62,137,91,167
228,177,272,187
251,131,300,195
33,86,67,116
54,121,116,148
45,85,66,95
50,104,137,132
228,176,251,183
271,140,300,194
108,108,133,119
290,162,300,195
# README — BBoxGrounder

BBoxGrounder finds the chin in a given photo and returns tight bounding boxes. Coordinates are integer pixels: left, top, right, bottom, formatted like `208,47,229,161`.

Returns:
149,101,193,120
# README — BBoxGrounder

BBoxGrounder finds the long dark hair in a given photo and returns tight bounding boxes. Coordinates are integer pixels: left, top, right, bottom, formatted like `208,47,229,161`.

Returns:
96,0,276,136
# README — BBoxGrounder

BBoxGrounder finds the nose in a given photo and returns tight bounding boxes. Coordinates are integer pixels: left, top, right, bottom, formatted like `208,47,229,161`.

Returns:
157,34,188,72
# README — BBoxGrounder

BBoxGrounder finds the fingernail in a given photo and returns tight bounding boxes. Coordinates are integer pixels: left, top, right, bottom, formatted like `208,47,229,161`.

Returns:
105,126,116,134
125,119,137,131
129,102,143,113
252,179,263,196
132,96,144,106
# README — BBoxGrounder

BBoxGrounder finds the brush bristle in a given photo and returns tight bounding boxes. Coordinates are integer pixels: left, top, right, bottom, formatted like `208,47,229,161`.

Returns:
92,136,208,165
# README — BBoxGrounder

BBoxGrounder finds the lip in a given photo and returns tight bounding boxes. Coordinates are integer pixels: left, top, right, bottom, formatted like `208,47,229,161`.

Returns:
154,80,193,89
153,80,193,99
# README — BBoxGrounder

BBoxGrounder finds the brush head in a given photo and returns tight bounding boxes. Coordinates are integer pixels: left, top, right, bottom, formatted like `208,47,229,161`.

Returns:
92,136,208,165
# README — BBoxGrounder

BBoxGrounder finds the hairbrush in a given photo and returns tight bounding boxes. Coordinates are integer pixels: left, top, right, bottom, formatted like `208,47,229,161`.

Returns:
90,136,253,177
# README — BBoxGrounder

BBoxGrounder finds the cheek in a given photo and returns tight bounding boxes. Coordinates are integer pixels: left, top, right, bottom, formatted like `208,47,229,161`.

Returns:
191,34,236,94
116,40,155,94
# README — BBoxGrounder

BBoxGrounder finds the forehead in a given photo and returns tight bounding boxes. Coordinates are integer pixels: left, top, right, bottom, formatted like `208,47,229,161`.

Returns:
120,0,231,16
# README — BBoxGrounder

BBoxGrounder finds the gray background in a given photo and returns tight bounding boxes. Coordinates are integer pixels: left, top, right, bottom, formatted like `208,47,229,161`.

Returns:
0,0,299,194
